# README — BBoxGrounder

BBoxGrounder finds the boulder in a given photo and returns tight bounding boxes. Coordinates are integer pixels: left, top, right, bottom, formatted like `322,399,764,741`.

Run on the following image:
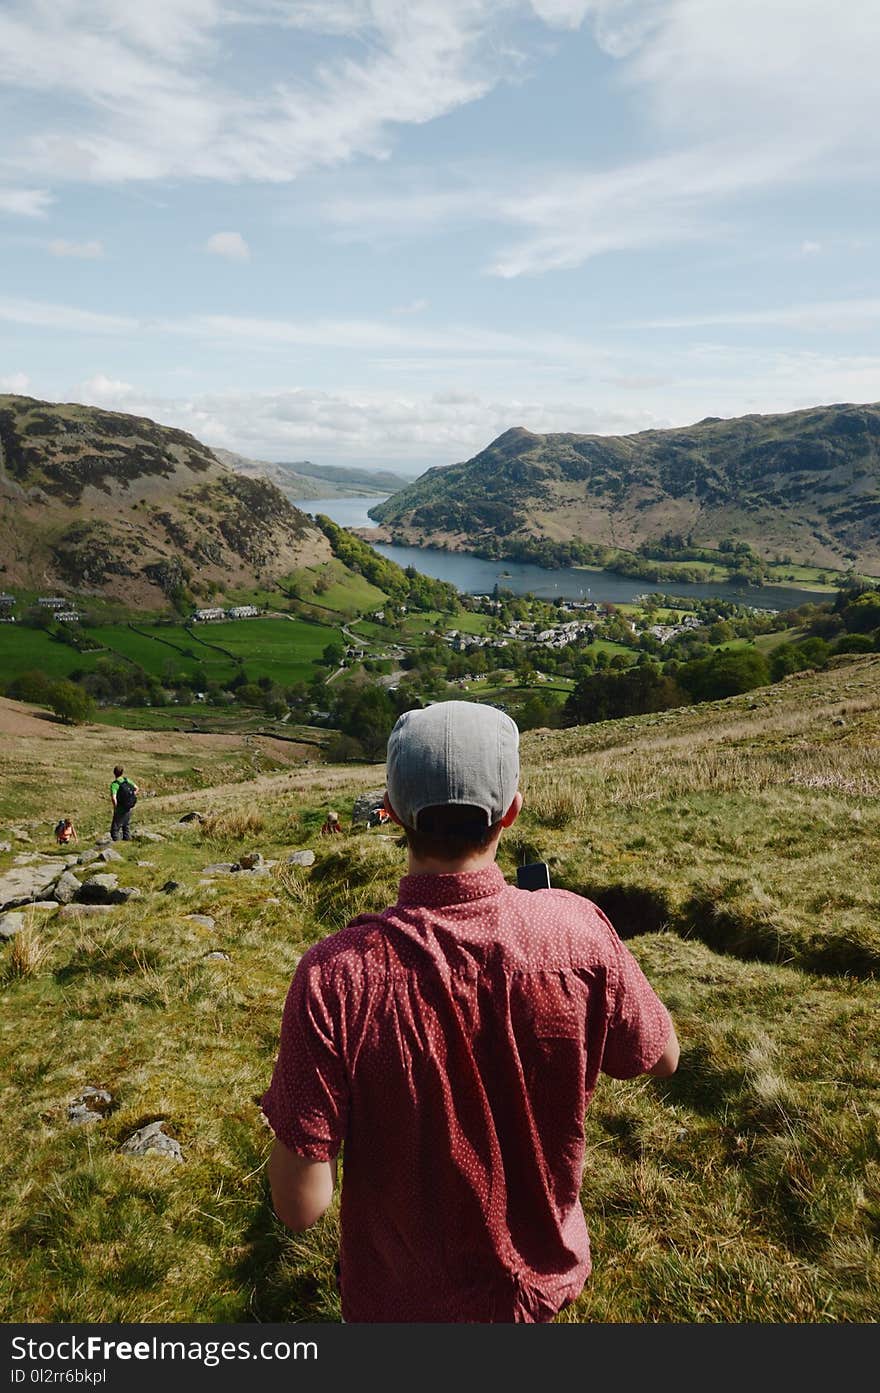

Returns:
58,903,116,918
185,914,215,930
0,912,24,940
120,1121,184,1162
0,862,63,911
132,830,165,843
99,848,124,863
111,886,142,904
351,789,387,826
203,863,236,875
75,874,119,904
178,812,205,824
77,850,102,866
203,950,230,961
286,850,316,867
67,1087,113,1127
94,835,112,847
161,881,180,894
239,851,263,870
30,901,61,911
10,828,31,843
53,870,82,905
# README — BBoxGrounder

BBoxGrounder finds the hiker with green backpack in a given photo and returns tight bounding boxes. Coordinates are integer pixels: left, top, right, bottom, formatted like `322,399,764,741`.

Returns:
110,765,139,842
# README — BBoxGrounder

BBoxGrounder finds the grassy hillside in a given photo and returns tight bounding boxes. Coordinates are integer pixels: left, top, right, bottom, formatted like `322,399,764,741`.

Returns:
214,450,411,501
1,660,878,1322
0,395,329,607
371,401,880,571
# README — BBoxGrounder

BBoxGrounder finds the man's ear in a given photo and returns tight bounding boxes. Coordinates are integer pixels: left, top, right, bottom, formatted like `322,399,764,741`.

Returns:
383,792,404,827
500,791,523,828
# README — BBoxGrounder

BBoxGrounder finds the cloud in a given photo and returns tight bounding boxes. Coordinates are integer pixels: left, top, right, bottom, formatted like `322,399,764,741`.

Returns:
0,186,52,217
634,297,880,333
48,238,104,258
800,240,822,256
204,231,250,261
0,371,30,392
0,296,137,334
391,298,430,315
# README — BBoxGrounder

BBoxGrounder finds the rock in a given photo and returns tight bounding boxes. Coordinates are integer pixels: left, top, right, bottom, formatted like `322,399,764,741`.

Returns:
67,1086,113,1126
137,860,156,868
94,835,112,847
133,830,165,843
111,886,141,903
0,842,11,854
120,1121,184,1162
10,828,31,843
351,789,387,827
185,914,215,929
265,897,281,905
203,863,236,875
203,950,230,961
286,850,316,867
0,862,63,911
77,850,102,866
239,851,263,870
63,855,80,867
58,903,116,918
53,870,82,905
833,717,847,727
0,912,24,940
178,812,205,824
161,880,180,894
99,848,124,863
75,873,119,904
30,901,61,911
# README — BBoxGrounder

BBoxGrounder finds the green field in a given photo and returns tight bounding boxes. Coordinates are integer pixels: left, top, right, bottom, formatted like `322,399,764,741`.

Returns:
0,627,103,681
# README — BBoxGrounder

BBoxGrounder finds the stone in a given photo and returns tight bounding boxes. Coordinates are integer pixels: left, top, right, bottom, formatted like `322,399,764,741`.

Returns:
75,873,119,904
286,850,316,867
264,897,282,905
10,828,31,843
67,1087,113,1127
0,842,11,854
351,789,387,826
99,847,124,863
133,830,165,843
203,950,230,961
137,860,156,868
94,835,112,847
203,863,236,875
0,862,63,911
179,812,205,824
0,912,24,940
53,870,82,904
77,850,102,866
120,1121,184,1162
111,886,141,903
58,903,116,918
63,856,80,867
185,914,215,929
238,851,263,870
29,901,61,911
162,880,180,893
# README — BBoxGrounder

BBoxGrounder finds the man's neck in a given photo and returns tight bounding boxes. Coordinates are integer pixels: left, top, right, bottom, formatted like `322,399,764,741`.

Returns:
405,846,500,877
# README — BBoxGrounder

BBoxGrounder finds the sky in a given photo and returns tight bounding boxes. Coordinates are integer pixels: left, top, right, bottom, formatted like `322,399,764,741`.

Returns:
1,0,879,471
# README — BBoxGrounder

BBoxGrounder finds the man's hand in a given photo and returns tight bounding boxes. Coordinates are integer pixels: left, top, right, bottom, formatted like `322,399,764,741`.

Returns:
647,1020,680,1078
267,1138,336,1232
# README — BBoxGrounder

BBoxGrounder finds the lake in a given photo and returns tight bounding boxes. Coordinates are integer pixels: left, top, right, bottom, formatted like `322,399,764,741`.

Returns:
295,496,823,612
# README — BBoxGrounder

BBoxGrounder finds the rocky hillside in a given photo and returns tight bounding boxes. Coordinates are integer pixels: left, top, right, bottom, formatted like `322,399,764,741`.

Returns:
214,449,410,501
0,396,331,606
370,401,880,569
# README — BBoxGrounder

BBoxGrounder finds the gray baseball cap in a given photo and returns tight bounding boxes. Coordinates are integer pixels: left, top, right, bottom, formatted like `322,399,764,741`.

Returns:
386,701,520,830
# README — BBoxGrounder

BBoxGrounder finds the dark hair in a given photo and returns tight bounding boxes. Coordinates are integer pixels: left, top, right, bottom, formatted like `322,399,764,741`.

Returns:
113,765,124,777
405,804,501,862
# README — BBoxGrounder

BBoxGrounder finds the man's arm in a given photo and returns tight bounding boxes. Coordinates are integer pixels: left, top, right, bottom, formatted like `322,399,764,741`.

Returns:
646,1020,680,1078
268,1138,336,1232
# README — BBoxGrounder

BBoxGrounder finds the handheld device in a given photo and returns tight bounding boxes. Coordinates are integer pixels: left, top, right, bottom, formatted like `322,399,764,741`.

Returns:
516,861,551,891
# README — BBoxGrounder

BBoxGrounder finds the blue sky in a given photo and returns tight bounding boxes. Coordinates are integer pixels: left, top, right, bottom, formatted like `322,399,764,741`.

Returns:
1,0,879,470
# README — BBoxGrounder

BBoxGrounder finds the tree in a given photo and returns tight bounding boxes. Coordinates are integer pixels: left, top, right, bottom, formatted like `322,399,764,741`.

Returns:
680,648,771,701
48,680,94,725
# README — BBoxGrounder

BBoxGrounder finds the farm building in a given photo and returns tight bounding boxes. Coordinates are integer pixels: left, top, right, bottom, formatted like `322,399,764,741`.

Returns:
192,607,226,622
226,605,260,619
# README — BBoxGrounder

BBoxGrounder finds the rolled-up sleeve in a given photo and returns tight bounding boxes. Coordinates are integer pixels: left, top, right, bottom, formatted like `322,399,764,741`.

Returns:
600,934,672,1080
261,951,350,1161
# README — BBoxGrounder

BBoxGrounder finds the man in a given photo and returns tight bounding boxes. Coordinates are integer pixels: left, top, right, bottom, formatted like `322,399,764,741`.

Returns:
109,765,138,842
263,701,678,1323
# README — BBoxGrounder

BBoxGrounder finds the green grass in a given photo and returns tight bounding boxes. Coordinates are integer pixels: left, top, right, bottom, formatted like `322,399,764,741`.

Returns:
1,657,879,1321
211,618,340,684
287,561,387,616
0,627,104,681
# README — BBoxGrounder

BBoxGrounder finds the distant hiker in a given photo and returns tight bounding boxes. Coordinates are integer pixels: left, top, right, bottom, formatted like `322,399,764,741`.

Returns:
263,701,679,1324
54,817,78,846
110,765,139,842
321,810,343,836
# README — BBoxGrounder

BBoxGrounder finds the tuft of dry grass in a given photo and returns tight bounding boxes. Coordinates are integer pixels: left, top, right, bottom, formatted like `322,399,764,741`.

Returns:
2,925,49,982
200,809,267,844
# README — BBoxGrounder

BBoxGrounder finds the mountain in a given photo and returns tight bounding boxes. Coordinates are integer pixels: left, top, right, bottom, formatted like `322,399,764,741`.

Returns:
214,449,412,500
0,396,331,605
369,402,880,570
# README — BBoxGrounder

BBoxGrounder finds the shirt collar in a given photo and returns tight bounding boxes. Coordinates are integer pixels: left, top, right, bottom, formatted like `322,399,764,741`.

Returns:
397,863,507,908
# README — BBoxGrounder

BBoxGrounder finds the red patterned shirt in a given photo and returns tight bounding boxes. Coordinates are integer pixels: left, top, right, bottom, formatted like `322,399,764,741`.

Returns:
262,864,671,1323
